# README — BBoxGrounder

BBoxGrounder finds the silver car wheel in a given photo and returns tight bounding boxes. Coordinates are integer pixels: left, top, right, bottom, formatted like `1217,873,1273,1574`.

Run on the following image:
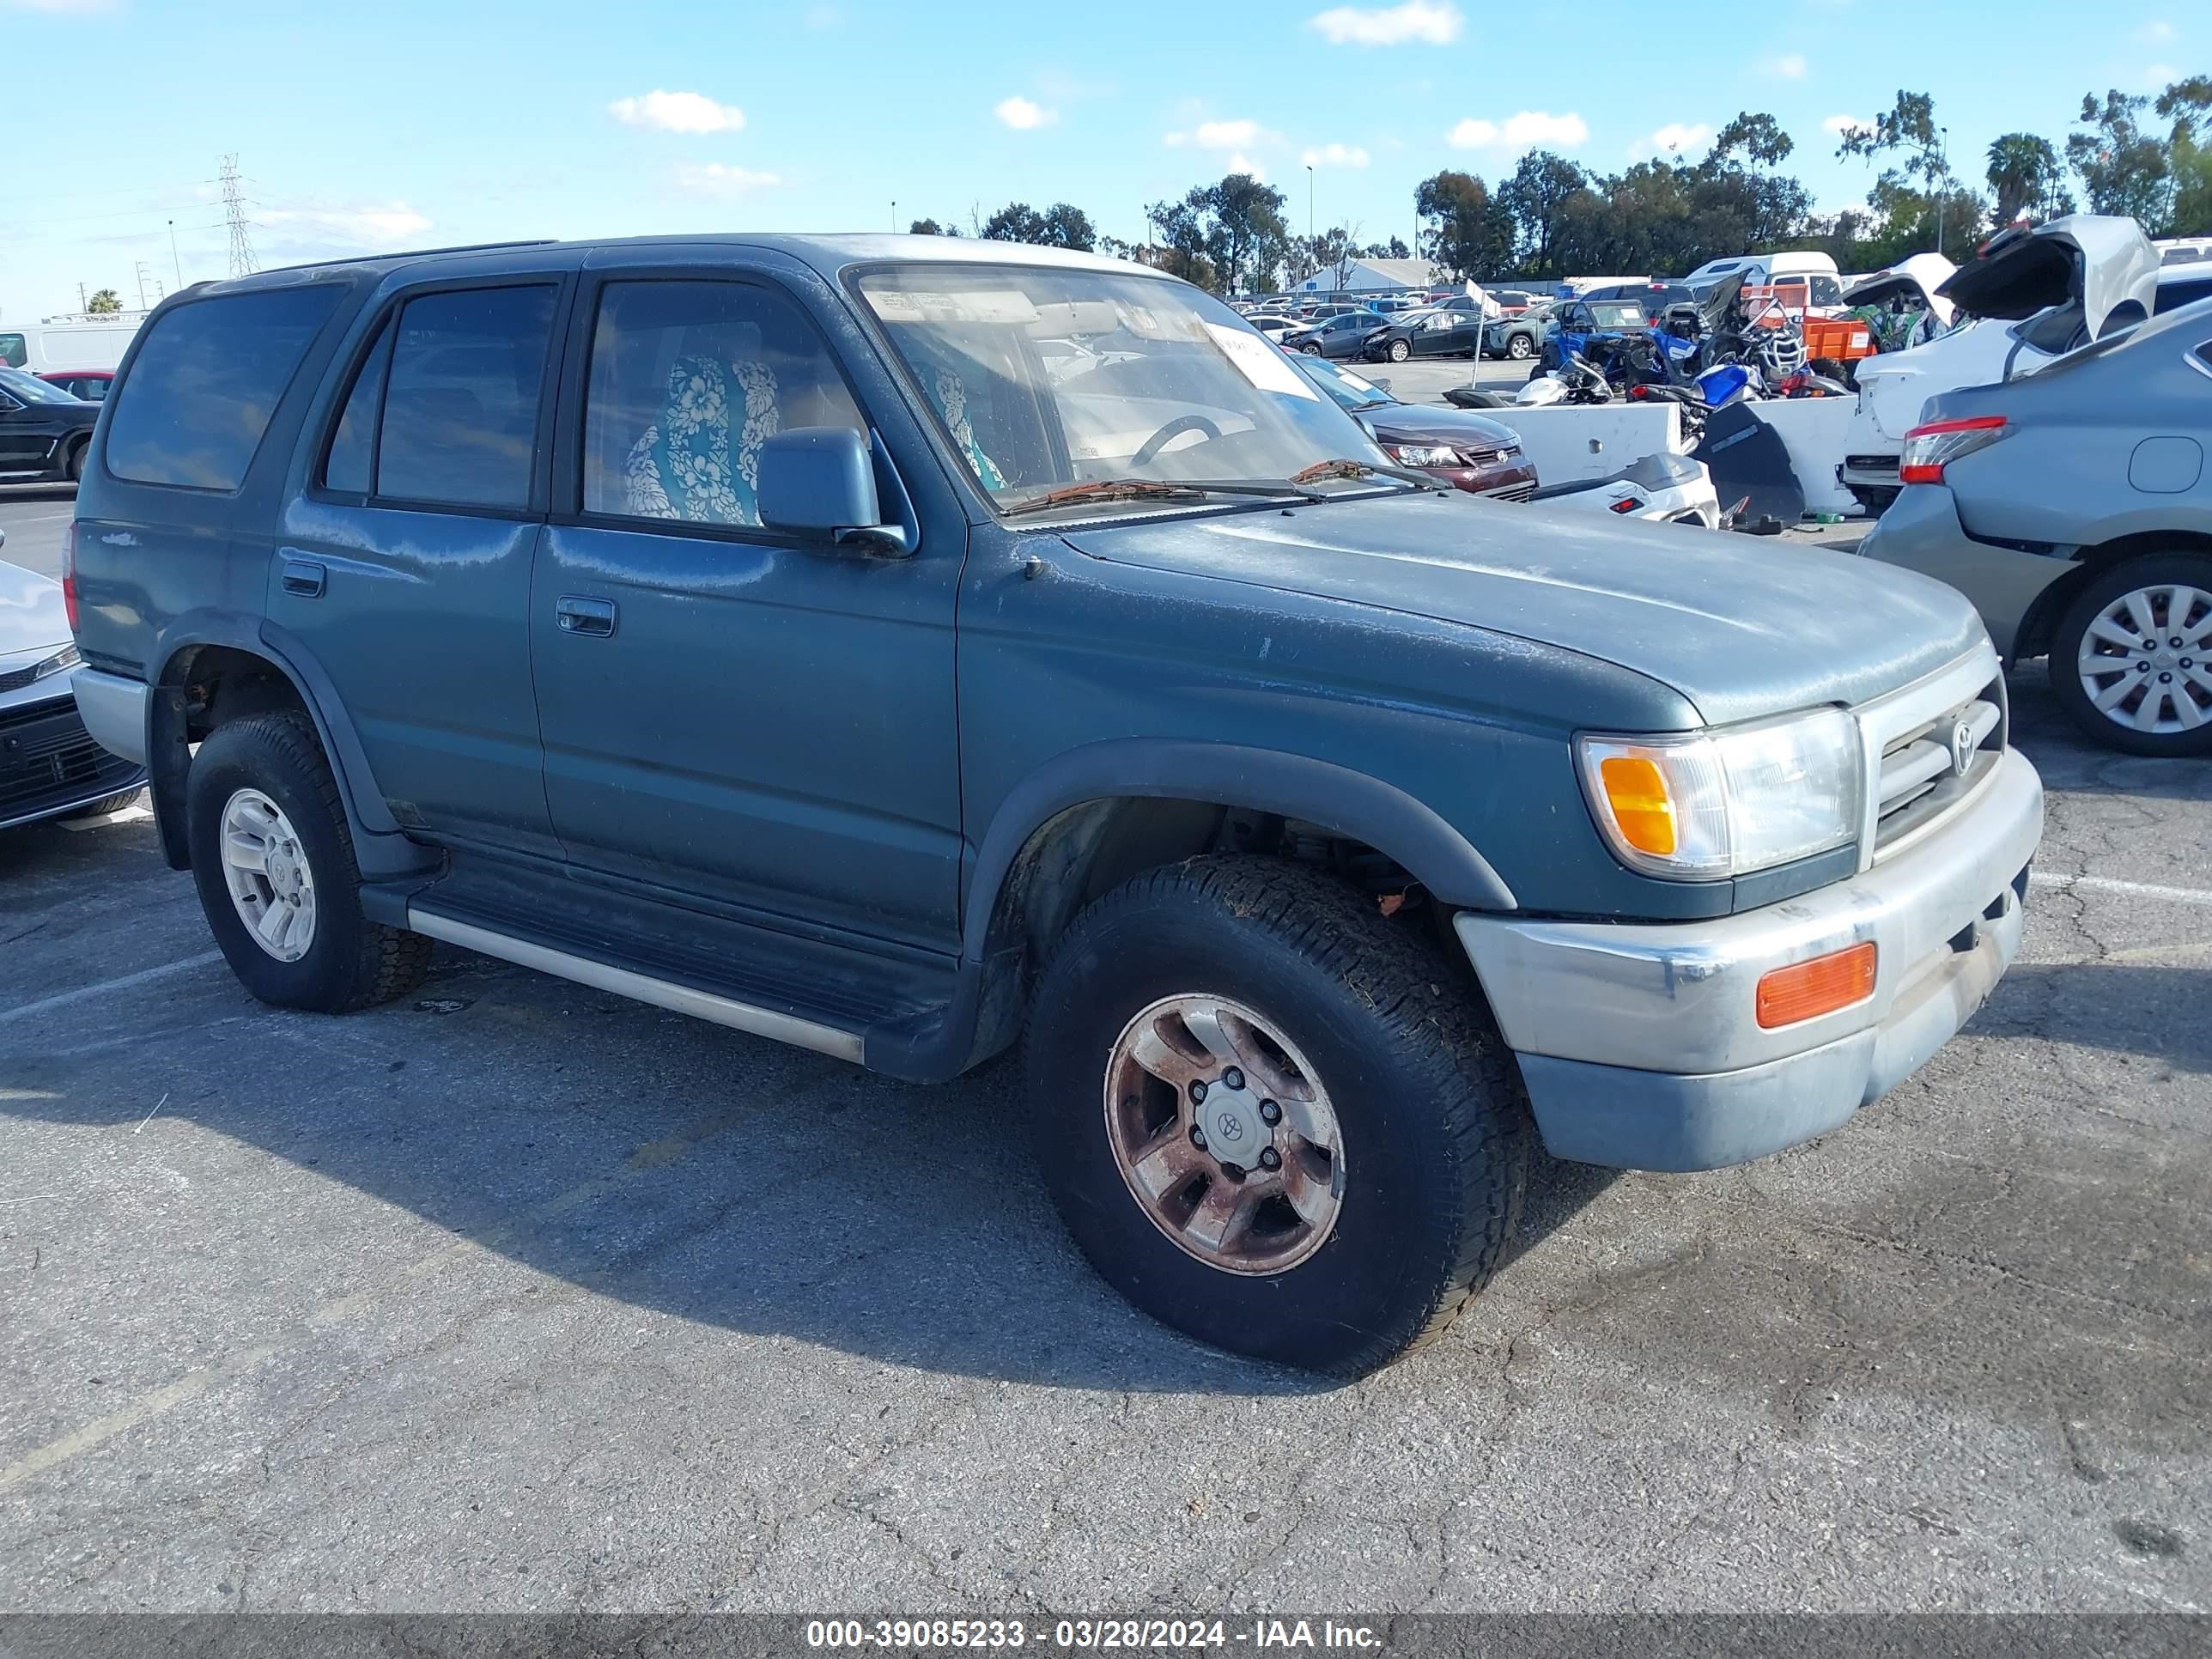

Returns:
219,787,318,963
2075,583,2212,736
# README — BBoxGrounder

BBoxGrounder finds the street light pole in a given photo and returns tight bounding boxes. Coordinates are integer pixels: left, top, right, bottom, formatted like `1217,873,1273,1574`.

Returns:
168,219,182,287
1934,127,1949,257
1305,164,1315,292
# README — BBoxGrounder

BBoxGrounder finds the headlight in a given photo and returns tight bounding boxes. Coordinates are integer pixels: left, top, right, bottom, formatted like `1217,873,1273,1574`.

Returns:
1577,707,1863,879
1384,442,1459,468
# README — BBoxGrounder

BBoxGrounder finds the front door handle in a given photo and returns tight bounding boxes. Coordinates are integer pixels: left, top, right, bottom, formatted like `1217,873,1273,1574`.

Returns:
280,558,325,599
555,595,617,637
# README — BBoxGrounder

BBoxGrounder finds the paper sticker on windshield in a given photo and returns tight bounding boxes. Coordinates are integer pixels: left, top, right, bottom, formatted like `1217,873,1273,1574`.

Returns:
865,288,1040,325
1202,323,1317,400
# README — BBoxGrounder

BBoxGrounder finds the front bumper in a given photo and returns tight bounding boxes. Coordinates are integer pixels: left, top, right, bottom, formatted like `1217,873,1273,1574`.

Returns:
1425,459,1538,501
0,690,146,830
1454,746,2043,1171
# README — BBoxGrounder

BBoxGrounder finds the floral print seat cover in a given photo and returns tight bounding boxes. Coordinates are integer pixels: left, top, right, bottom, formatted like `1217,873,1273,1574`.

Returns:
626,355,781,526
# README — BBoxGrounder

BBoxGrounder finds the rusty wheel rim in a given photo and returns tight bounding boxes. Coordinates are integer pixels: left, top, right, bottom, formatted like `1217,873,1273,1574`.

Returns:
1103,994,1346,1277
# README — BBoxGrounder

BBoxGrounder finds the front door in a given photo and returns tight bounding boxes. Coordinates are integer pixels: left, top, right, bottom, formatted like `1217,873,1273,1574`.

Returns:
269,273,573,858
529,268,965,951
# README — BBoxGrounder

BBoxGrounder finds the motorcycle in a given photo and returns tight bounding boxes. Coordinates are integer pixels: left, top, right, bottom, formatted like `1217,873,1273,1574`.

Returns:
1514,350,1612,406
1520,450,1723,530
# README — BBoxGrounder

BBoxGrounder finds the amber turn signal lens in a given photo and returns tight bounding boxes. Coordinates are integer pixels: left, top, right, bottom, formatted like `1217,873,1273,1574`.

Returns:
1756,942,1877,1030
1598,755,1675,856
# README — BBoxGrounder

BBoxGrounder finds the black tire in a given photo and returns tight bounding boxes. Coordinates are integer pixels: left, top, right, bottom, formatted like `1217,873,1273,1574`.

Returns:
1025,857,1530,1376
1300,343,1323,356
64,438,88,483
185,711,433,1011
2049,554,2212,757
75,787,143,817
1387,338,1411,362
1507,334,1534,360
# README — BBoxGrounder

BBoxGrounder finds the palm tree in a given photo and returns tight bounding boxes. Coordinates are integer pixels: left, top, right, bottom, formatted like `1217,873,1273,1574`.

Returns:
1985,132,2063,228
86,288,122,314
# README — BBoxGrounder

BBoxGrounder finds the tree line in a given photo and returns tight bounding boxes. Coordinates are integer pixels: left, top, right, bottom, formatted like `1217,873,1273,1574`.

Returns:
913,76,2209,294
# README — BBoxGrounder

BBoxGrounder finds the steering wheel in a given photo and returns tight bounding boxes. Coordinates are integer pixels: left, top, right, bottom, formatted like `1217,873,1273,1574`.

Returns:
1128,414,1223,469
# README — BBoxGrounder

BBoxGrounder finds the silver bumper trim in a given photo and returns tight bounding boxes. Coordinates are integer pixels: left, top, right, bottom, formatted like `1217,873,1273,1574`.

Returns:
1455,746,2042,1078
70,667,150,766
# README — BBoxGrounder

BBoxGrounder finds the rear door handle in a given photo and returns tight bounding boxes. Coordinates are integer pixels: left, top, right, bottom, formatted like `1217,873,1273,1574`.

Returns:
555,595,617,637
280,558,325,598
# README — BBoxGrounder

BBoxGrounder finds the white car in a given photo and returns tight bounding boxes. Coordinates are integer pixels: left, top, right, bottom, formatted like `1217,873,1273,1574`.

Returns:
1838,216,2160,515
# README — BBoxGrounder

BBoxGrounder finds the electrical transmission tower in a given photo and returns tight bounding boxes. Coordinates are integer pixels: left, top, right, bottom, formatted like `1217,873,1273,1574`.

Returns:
220,154,259,277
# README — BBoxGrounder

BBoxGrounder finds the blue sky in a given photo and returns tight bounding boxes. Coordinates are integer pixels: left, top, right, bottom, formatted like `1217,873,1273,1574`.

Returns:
0,0,2195,318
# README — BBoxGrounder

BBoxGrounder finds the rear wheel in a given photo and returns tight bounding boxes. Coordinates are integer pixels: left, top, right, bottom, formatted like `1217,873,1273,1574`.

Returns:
64,438,87,483
1025,857,1531,1376
185,712,433,1010
2050,556,2212,757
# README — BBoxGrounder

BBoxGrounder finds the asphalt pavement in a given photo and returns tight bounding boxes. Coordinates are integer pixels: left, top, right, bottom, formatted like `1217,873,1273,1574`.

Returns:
2,654,2208,1613
0,486,76,582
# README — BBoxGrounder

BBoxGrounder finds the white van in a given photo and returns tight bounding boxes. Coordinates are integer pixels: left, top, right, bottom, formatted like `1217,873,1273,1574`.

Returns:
0,319,144,375
1684,250,1844,309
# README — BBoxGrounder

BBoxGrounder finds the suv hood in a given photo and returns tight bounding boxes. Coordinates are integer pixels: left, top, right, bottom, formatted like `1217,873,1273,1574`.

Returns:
0,559,68,662
1064,492,1984,727
1938,214,2157,332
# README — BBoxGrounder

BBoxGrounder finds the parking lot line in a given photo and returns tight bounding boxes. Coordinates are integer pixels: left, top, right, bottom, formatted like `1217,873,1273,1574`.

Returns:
2028,872,2212,908
0,951,223,1029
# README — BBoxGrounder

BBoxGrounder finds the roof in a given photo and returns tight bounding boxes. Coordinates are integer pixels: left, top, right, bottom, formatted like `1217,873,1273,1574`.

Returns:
188,231,1157,301
1349,258,1438,286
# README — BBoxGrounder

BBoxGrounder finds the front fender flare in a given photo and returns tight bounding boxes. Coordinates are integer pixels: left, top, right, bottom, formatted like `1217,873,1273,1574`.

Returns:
961,738,1517,955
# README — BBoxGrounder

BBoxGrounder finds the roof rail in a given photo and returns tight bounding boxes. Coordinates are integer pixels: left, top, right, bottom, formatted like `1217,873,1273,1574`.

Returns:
242,239,562,279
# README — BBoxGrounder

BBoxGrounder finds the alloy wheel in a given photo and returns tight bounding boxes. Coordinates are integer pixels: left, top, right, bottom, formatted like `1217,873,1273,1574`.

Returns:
219,787,318,962
1103,994,1346,1276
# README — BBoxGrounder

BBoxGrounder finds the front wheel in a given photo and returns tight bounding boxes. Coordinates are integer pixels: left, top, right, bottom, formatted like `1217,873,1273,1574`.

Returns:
185,712,433,1011
2050,556,2212,757
1387,338,1411,362
1025,858,1531,1376
1300,343,1323,356
1507,335,1534,360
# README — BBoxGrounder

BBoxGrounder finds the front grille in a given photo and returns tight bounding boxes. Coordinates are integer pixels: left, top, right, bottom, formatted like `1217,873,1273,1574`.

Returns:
1483,481,1536,503
1845,453,1900,475
0,646,79,695
1459,445,1508,466
1871,674,2006,855
0,696,140,823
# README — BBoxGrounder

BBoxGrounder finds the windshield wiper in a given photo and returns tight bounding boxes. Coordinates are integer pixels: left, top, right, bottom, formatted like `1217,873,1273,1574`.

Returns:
1000,477,1323,517
1290,457,1441,490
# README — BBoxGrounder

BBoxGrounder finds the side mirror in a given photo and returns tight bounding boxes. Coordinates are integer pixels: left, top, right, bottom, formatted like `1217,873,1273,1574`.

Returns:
756,426,910,556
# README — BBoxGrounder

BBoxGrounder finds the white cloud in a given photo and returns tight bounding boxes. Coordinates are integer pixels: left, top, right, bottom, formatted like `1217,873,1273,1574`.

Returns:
674,163,782,198
1822,112,1869,137
994,95,1055,130
803,2,842,24
1637,121,1711,158
2133,20,2175,41
258,203,433,246
1302,142,1371,168
1164,118,1282,150
1309,0,1462,45
2142,61,2180,88
1225,153,1267,181
1761,52,1808,79
607,90,746,135
1447,111,1589,150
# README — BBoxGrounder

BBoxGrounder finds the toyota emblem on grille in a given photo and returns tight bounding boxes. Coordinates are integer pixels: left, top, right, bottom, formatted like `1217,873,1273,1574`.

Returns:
1949,720,1975,778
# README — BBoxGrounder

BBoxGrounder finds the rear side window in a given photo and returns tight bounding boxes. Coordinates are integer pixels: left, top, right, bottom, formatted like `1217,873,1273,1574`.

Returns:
373,286,557,509
322,318,394,495
105,287,342,490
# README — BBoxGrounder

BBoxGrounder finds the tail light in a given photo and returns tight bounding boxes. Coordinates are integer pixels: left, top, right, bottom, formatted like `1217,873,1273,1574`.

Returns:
62,520,80,635
1899,416,2009,484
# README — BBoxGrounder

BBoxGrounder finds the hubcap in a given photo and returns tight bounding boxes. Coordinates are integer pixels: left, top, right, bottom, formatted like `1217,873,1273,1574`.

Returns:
219,787,318,962
2077,584,2212,735
1103,994,1346,1276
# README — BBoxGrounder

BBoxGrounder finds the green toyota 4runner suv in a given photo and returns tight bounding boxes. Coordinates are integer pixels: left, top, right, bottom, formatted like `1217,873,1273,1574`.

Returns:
67,236,2042,1374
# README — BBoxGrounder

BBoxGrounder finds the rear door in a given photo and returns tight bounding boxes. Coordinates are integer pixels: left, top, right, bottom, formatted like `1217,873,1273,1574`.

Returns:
269,264,575,857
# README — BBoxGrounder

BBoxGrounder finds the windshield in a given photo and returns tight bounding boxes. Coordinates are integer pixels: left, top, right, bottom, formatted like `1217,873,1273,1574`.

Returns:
1584,301,1647,328
1291,353,1392,411
858,264,1395,514
0,366,82,405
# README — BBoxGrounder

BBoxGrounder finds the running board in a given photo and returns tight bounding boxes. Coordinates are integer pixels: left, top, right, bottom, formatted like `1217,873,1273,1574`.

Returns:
406,906,866,1065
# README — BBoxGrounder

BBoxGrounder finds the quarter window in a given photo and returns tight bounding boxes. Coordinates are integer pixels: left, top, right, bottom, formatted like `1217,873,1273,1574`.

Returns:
104,287,343,490
580,279,862,528
322,318,394,495
372,285,557,510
